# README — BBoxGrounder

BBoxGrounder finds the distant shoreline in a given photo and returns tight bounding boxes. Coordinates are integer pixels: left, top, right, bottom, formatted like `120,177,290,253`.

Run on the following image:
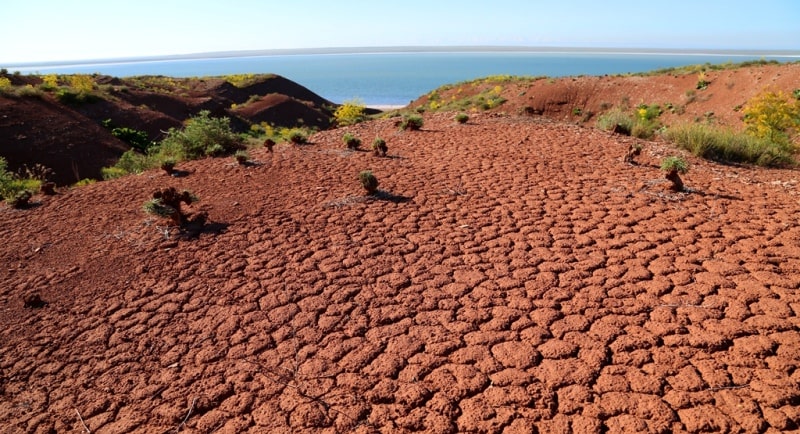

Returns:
6,45,800,68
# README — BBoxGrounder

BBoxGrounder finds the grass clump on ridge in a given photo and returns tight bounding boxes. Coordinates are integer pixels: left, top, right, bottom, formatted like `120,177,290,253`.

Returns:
663,123,795,167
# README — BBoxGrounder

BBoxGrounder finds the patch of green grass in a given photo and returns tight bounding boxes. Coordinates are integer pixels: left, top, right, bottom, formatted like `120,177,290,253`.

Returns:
660,156,689,173
101,167,128,180
663,123,795,167
596,109,635,135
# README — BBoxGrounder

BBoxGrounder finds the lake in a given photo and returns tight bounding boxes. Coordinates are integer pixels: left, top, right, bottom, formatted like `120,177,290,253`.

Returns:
8,50,798,106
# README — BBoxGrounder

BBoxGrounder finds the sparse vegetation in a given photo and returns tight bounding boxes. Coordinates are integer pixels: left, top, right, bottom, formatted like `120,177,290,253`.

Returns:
287,128,308,144
372,137,388,157
597,109,634,135
597,104,662,139
358,170,379,195
399,114,424,131
343,133,361,150
455,113,469,124
660,156,689,192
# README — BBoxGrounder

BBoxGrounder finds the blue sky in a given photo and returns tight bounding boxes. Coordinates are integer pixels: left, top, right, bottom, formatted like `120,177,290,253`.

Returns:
2,0,798,64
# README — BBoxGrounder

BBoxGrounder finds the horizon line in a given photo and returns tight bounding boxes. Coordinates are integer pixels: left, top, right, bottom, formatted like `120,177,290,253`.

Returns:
5,45,800,68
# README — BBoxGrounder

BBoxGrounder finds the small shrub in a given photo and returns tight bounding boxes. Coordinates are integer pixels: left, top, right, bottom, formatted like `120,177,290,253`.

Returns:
113,149,155,174
696,72,710,90
372,137,388,157
400,114,424,131
660,156,689,192
234,150,249,165
794,89,800,100
343,133,361,150
7,190,33,208
597,109,634,135
743,89,799,147
358,170,379,195
334,100,367,126
69,74,94,93
287,129,308,144
41,74,59,90
0,77,11,93
455,113,469,124
160,158,176,175
144,187,198,225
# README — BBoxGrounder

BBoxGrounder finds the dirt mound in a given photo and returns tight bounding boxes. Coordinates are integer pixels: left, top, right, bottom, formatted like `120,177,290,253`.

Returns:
0,95,130,183
233,93,332,130
0,74,336,185
412,62,800,130
1,104,799,432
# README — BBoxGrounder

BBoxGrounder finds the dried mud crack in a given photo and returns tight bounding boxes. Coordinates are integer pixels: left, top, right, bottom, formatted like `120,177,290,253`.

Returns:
1,112,799,433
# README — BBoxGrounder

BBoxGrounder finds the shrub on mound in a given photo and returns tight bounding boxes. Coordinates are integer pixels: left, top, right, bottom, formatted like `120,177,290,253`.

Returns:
158,110,243,160
399,114,424,131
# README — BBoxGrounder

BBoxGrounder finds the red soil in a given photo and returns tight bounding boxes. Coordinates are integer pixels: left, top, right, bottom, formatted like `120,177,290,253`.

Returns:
0,74,336,185
1,64,800,433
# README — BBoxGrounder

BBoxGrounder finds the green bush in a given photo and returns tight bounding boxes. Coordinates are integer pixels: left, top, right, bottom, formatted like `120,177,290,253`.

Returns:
372,137,388,157
663,123,795,167
111,127,155,152
113,149,156,174
287,129,308,144
343,133,361,150
455,113,469,124
660,156,689,173
358,170,379,195
400,114,424,131
158,110,243,160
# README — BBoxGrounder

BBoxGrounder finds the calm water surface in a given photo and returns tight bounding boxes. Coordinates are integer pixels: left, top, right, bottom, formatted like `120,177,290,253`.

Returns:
10,52,797,106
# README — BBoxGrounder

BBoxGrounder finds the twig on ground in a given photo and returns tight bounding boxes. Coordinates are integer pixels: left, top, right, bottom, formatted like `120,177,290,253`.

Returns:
75,408,91,433
176,397,197,433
